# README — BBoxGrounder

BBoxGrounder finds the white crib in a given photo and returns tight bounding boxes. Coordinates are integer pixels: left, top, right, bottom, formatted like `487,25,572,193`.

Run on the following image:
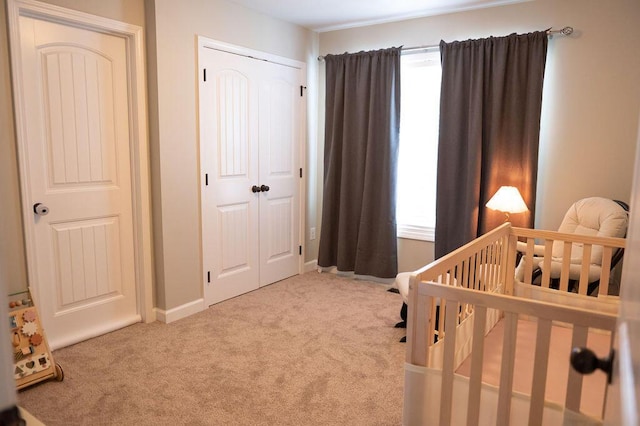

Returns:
403,223,624,425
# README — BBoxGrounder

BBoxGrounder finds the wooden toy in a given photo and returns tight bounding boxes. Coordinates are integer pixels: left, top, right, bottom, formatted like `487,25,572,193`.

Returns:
7,289,63,389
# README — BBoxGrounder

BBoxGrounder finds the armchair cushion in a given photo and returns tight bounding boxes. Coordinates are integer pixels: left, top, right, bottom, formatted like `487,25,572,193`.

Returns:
553,197,628,265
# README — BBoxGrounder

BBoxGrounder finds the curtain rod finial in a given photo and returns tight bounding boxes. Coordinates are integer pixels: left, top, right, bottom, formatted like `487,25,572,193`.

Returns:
547,26,574,37
560,26,574,36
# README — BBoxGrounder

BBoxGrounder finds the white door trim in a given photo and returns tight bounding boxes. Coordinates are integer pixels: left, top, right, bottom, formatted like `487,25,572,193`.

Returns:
197,36,307,298
7,0,154,327
199,37,307,70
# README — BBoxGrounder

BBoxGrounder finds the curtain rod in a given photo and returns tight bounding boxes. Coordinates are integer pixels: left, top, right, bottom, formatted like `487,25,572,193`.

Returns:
317,26,574,61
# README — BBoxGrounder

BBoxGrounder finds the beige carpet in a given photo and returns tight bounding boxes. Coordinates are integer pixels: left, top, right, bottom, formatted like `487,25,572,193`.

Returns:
17,272,406,425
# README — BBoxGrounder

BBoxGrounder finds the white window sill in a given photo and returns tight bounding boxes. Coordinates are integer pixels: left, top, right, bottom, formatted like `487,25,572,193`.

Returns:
397,224,435,242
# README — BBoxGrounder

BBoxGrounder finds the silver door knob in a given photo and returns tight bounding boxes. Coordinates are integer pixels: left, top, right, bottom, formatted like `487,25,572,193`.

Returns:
33,203,49,216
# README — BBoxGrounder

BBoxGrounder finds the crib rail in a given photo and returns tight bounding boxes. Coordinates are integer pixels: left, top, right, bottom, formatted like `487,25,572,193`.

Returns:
418,282,617,426
510,227,626,297
406,223,513,366
404,223,626,425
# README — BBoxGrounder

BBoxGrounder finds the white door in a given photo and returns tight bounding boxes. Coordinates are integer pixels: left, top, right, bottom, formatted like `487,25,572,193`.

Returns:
604,118,640,425
258,60,302,287
199,43,303,305
14,16,139,348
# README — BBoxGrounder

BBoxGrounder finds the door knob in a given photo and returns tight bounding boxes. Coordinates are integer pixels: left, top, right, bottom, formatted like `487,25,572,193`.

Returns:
33,203,49,216
570,347,614,383
251,185,261,193
260,185,270,192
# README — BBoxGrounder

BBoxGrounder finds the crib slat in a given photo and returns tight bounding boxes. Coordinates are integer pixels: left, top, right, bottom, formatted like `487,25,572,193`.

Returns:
524,239,535,282
505,233,519,295
496,312,518,424
495,240,503,289
599,246,613,296
494,241,501,286
466,305,487,426
487,244,495,291
578,245,592,295
438,293,447,340
566,325,588,412
489,243,497,288
464,258,471,289
440,299,459,426
456,261,463,288
479,249,487,290
478,248,486,290
541,240,553,288
427,296,437,353
408,289,429,365
484,247,491,287
529,318,552,425
469,254,478,290
560,242,572,292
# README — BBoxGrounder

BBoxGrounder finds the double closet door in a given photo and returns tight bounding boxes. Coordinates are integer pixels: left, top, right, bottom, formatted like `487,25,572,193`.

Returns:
199,41,304,306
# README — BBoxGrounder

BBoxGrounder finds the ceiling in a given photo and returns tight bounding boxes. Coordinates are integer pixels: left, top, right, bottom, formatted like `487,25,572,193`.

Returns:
226,0,531,32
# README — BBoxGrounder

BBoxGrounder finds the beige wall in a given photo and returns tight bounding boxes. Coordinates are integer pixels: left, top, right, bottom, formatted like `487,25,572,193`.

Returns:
5,0,637,309
0,0,26,296
0,0,146,296
398,238,434,273
1,0,319,310
318,0,640,270
147,0,319,309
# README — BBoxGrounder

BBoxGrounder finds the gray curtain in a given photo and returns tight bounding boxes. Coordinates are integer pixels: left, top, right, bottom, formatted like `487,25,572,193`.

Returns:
318,47,401,278
435,32,548,258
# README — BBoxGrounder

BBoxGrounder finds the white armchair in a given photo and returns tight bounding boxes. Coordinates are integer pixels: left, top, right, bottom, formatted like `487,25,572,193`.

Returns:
515,197,629,295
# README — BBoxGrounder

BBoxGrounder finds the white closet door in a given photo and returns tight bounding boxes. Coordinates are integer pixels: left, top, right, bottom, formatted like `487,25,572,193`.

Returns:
200,44,303,306
258,61,302,286
200,49,260,305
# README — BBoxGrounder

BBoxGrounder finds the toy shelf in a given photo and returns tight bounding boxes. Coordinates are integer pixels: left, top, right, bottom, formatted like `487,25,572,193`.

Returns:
8,289,63,390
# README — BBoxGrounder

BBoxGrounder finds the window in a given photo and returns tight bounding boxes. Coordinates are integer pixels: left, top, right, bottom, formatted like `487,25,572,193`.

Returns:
396,49,441,241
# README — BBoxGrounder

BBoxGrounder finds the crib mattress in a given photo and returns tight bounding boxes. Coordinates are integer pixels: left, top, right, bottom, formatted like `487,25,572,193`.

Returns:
455,317,610,419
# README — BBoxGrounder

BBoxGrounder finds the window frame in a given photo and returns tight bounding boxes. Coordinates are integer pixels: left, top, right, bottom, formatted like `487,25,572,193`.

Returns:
396,48,441,242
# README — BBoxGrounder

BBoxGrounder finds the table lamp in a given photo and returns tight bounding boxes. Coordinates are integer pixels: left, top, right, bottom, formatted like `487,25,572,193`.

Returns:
486,186,528,222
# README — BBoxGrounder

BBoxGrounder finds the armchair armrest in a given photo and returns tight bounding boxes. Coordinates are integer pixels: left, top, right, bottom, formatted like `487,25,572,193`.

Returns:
516,240,547,256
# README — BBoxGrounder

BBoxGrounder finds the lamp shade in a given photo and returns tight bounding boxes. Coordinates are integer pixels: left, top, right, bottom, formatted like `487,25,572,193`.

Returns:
486,186,528,214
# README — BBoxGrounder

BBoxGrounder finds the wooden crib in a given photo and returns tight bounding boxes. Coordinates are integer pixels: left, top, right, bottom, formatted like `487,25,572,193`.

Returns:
403,223,624,426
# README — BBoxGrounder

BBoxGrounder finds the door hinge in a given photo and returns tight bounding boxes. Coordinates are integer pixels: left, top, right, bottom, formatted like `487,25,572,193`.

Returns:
207,271,211,283
299,245,302,255
203,68,207,82
300,85,306,96
299,168,302,178
205,173,209,186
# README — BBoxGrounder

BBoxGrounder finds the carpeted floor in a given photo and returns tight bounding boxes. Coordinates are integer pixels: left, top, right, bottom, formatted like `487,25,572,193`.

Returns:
18,271,406,425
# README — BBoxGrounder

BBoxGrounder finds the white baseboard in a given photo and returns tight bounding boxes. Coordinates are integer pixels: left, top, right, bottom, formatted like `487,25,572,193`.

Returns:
317,266,395,285
304,259,318,273
49,315,141,350
155,298,205,323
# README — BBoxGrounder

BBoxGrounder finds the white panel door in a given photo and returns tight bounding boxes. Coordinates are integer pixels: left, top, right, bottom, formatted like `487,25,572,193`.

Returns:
200,49,260,304
258,62,302,286
200,44,303,306
16,16,139,348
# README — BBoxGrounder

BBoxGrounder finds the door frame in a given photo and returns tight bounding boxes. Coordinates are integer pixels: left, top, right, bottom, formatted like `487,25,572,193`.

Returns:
7,0,154,328
197,36,307,303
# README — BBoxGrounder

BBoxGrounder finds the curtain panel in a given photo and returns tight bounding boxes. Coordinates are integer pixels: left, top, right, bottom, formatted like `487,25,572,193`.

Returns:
318,47,401,279
435,32,548,258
